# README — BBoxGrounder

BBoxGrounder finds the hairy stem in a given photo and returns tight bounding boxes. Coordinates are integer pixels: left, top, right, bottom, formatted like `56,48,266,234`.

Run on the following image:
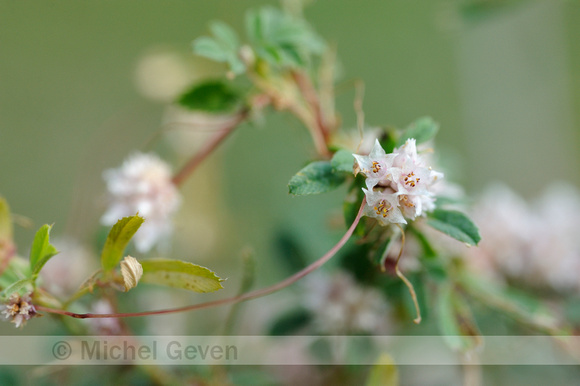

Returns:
37,198,366,320
171,109,249,187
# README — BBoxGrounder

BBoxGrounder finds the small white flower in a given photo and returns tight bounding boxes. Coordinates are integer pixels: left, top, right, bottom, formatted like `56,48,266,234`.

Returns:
353,139,395,189
102,152,181,253
1,293,37,328
363,188,406,225
353,138,443,225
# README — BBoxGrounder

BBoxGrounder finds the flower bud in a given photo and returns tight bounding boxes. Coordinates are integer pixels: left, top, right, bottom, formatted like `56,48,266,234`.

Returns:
120,255,143,292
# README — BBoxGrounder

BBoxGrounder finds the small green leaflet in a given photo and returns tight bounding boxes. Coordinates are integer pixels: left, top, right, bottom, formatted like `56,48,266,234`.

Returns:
245,6,325,68
426,209,481,246
140,258,224,293
193,21,245,75
29,224,59,277
101,215,144,272
0,197,13,242
365,353,399,386
177,80,242,114
397,117,439,147
288,161,346,196
330,149,355,173
0,278,33,300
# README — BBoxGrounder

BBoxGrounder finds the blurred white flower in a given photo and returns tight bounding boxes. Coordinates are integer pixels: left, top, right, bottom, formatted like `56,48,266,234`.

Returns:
88,299,122,335
40,237,97,298
1,293,37,328
101,152,181,253
468,183,580,294
303,271,391,334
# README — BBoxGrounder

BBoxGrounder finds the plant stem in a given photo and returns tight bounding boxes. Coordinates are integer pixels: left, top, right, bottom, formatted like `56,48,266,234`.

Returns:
395,224,421,324
291,70,330,142
171,109,249,187
36,198,366,320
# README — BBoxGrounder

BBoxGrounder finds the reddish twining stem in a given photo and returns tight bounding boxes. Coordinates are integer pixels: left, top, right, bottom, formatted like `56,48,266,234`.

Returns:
37,198,366,319
171,109,249,187
291,70,330,142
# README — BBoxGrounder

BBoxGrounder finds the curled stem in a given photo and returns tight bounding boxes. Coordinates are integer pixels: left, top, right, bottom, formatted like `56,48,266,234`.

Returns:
37,198,367,320
171,108,249,187
395,224,421,324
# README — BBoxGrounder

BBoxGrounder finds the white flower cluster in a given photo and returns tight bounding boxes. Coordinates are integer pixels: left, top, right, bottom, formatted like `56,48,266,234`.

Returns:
1,293,37,328
102,152,181,253
353,139,443,225
469,184,580,294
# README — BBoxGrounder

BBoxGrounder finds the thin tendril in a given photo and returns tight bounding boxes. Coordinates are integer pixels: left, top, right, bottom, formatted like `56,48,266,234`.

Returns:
36,198,367,320
395,223,422,324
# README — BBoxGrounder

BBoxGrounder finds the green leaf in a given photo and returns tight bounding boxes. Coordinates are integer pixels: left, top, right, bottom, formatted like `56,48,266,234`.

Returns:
1,278,33,299
397,117,439,147
268,308,312,335
101,215,144,272
192,36,229,62
245,6,325,68
29,224,59,277
365,353,399,386
288,161,346,196
331,149,355,174
426,209,481,246
140,258,224,293
209,21,239,52
177,80,243,114
437,284,482,352
0,197,13,242
459,273,564,335
194,21,246,75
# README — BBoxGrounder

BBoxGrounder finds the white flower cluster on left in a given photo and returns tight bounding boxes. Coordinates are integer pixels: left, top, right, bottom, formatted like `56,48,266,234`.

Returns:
353,139,443,225
1,293,37,328
102,152,181,253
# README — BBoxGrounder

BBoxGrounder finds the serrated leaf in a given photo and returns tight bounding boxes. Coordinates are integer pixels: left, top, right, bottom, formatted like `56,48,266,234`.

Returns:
177,80,242,113
140,258,224,293
397,117,439,147
245,6,325,68
192,37,229,61
426,209,481,246
331,149,355,173
29,224,59,277
365,353,399,386
101,215,144,272
209,21,239,52
288,161,346,196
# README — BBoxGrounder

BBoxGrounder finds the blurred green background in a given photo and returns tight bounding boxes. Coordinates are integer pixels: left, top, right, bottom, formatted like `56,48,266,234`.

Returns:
2,0,579,230
1,0,580,384
1,0,579,314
